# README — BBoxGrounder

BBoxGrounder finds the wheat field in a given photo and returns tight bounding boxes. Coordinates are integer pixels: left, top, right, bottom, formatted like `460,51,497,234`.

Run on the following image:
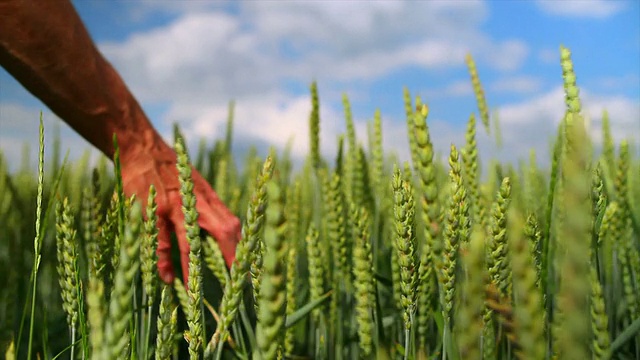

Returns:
0,46,639,360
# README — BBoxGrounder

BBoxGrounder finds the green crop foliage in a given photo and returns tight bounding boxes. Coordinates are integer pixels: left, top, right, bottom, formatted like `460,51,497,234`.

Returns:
1,46,638,360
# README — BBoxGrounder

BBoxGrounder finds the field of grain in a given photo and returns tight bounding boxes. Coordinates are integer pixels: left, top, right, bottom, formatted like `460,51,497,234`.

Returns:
0,47,639,360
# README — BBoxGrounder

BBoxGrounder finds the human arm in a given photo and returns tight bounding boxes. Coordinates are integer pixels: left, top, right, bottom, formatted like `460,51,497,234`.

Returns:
0,0,240,283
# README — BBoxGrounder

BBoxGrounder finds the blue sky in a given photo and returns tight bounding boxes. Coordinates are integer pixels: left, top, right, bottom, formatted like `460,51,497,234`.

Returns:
1,0,638,172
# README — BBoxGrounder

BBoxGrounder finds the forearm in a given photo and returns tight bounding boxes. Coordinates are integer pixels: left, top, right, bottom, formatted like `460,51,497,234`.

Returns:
0,0,168,161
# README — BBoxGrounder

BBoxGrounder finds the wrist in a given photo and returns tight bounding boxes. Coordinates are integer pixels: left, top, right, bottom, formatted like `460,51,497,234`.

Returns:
118,129,175,166
110,98,174,166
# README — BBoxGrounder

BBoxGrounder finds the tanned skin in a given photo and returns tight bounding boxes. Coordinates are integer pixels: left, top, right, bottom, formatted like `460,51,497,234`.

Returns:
0,0,240,283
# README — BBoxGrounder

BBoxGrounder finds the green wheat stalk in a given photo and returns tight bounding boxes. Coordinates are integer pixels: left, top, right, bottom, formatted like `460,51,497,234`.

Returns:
204,235,230,289
455,225,487,360
254,180,287,360
103,202,142,359
441,144,469,360
392,165,417,358
82,170,102,278
207,156,274,356
87,277,105,359
487,177,512,298
590,267,611,359
175,137,205,358
156,284,177,360
465,53,490,134
26,116,45,360
554,46,591,359
141,184,158,359
55,197,80,359
351,203,375,357
462,113,480,225
309,81,321,169
306,223,324,322
343,93,357,199
508,209,545,359
410,104,440,356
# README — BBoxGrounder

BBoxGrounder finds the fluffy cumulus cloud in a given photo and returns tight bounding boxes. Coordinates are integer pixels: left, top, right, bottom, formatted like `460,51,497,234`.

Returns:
490,76,543,94
0,103,98,172
94,0,533,164
496,86,639,163
535,0,626,19
2,0,636,173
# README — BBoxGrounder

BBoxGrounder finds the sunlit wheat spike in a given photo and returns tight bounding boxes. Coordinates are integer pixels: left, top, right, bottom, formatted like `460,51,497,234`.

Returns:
343,93,357,198
214,157,229,205
441,144,469,321
204,235,230,289
284,180,302,354
351,203,375,356
590,267,610,359
508,210,545,360
254,180,287,360
370,109,385,197
156,284,177,360
485,284,519,353
309,81,321,169
392,166,417,331
523,213,543,288
410,103,440,351
103,202,142,359
82,171,102,278
324,171,348,279
55,197,79,332
465,53,490,134
455,225,487,360
462,113,480,225
284,238,298,355
176,136,204,358
173,278,189,313
87,278,105,359
554,109,591,360
141,185,158,300
206,156,274,355
306,224,323,322
560,45,582,115
404,87,419,171
488,177,512,298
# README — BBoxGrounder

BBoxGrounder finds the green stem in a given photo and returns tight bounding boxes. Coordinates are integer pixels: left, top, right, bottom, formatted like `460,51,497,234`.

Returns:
27,116,45,360
144,302,153,360
70,326,76,360
404,327,411,360
442,320,448,360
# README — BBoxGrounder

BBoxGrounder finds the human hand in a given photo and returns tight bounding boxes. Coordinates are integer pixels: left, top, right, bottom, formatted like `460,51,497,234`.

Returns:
120,143,241,284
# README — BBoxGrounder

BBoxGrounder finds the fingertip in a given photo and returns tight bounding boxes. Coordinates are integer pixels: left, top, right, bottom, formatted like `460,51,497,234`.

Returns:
156,216,176,284
159,267,175,284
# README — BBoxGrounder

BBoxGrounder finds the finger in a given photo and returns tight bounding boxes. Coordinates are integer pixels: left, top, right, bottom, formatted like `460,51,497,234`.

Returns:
156,215,176,284
192,172,241,268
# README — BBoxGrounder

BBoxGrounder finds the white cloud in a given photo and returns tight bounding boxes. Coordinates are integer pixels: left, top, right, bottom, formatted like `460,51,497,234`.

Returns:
538,48,559,64
426,80,473,98
491,76,543,94
0,103,99,172
536,0,626,18
482,40,530,72
593,74,640,91
89,0,537,166
99,0,528,107
124,1,228,22
177,96,335,161
496,86,640,163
